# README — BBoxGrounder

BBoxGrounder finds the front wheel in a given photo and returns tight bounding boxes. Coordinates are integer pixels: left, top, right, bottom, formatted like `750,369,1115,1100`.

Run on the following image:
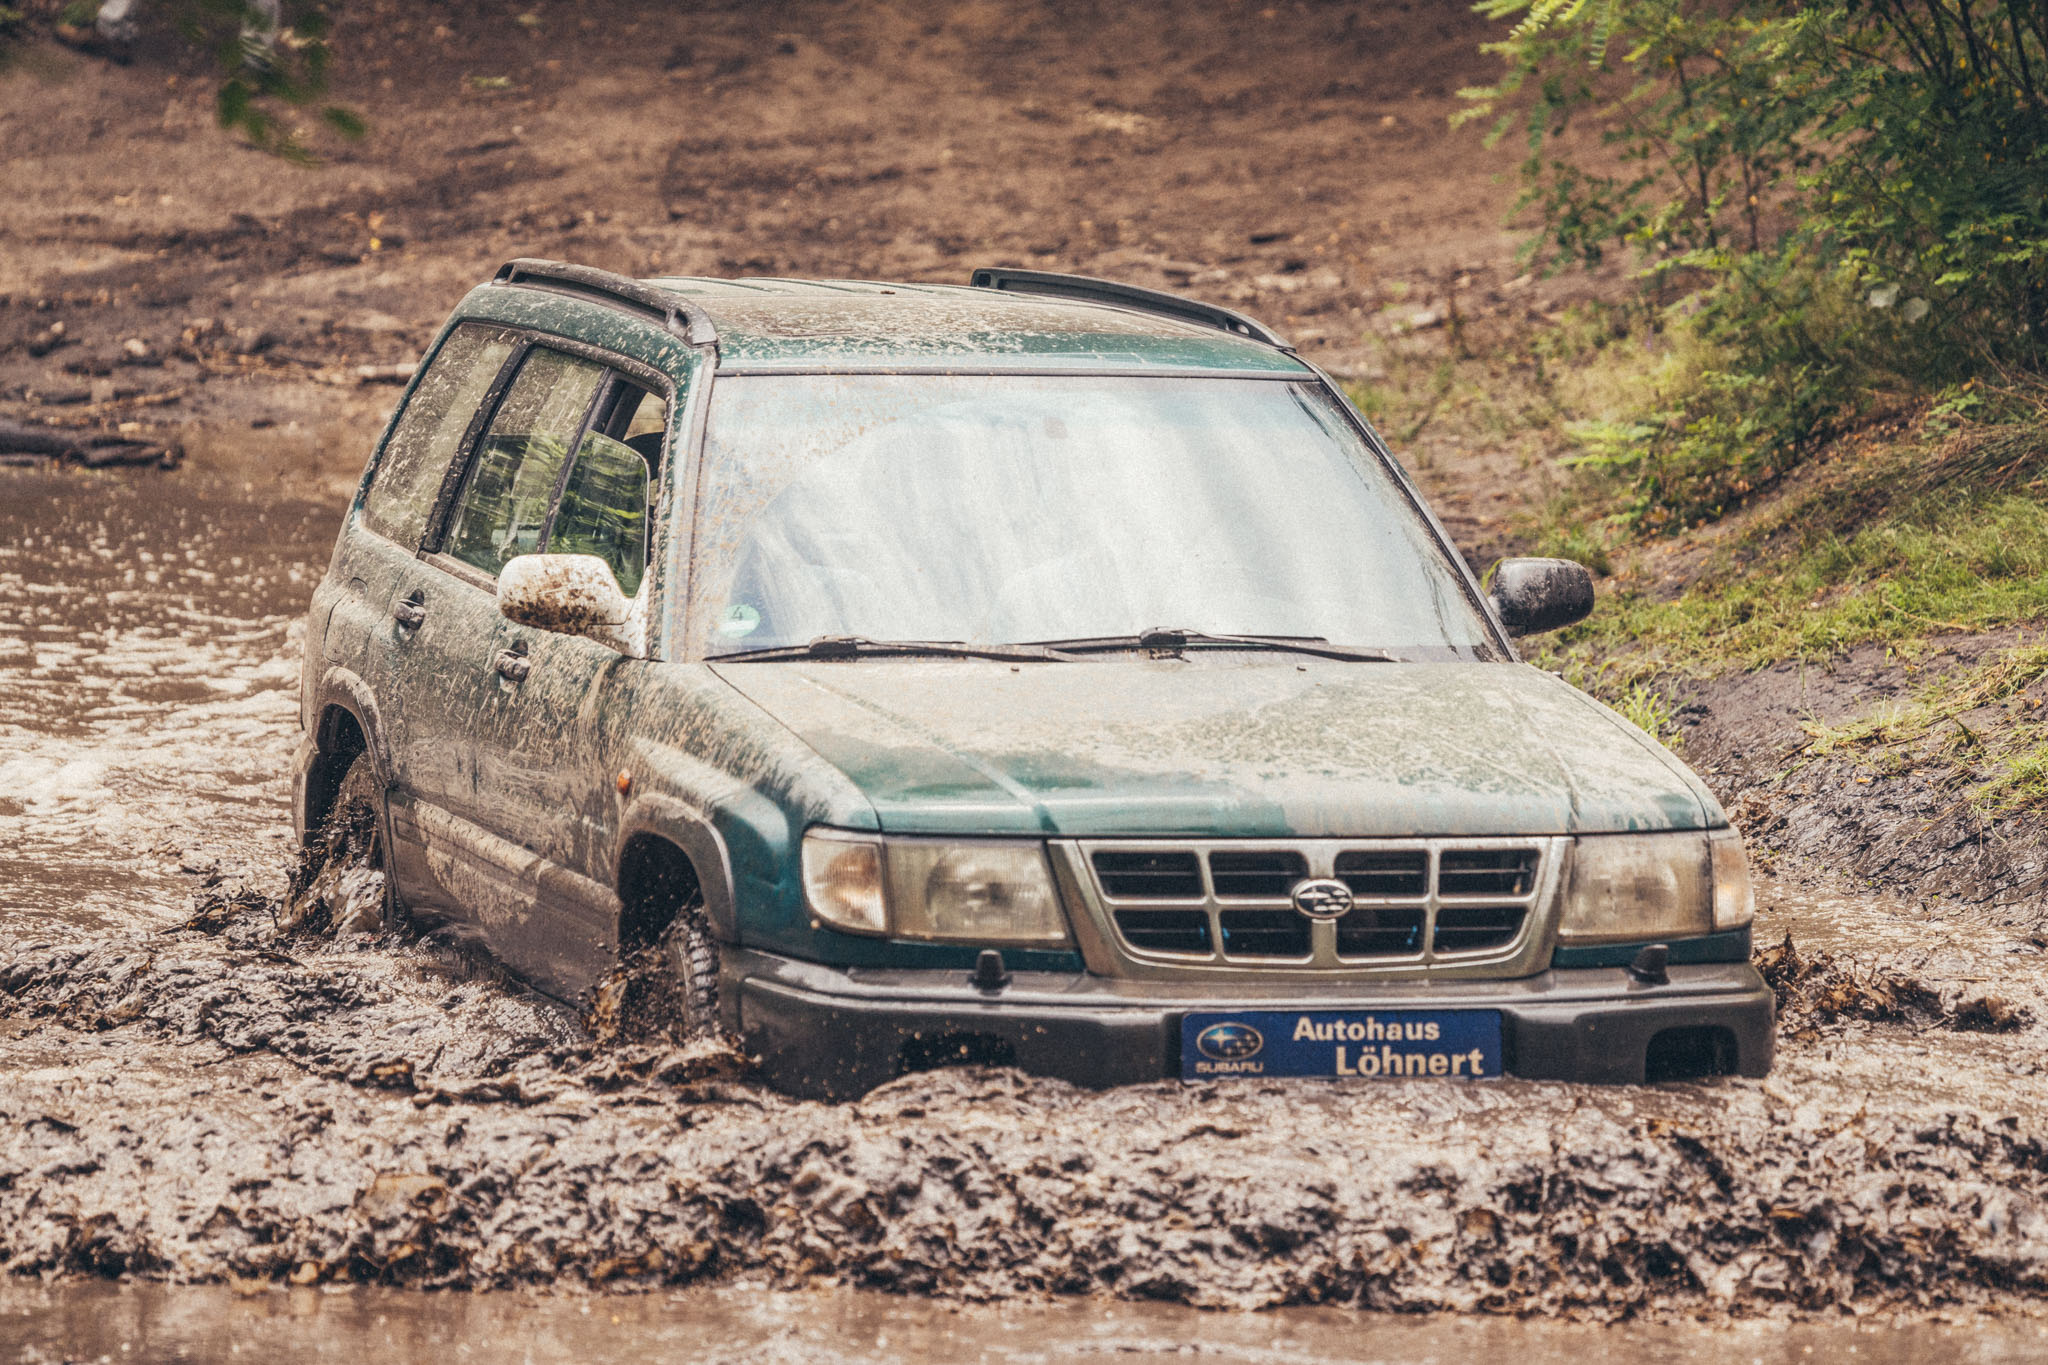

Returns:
661,906,722,1039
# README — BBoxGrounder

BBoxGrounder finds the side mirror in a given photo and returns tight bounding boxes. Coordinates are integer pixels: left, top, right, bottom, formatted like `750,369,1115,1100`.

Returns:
497,553,631,639
1489,557,1595,637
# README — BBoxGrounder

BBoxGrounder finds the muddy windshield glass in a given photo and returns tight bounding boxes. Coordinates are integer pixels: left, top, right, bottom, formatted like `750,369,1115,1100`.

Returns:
686,375,1495,659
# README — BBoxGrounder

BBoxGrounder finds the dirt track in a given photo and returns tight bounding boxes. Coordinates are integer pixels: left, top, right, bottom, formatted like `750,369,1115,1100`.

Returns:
0,0,1594,554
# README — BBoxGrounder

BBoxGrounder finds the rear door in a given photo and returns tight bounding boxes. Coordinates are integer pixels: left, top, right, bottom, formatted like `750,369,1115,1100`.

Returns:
323,322,519,918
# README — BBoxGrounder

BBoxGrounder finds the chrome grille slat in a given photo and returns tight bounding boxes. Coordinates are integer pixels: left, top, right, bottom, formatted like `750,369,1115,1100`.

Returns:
1082,838,1549,972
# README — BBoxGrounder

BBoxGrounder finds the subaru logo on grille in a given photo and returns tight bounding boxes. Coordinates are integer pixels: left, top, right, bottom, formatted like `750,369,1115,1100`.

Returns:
1196,1021,1264,1061
1290,877,1354,920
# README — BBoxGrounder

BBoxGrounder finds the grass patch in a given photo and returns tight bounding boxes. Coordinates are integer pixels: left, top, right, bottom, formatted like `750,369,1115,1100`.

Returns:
1542,425,2048,692
1794,643,2048,814
1977,730,2048,813
1801,646,2048,756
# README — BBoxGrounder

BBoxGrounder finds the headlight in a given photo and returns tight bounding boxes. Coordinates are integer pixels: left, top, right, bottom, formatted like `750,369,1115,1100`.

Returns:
1709,826,1756,930
800,830,1070,947
1557,831,1712,943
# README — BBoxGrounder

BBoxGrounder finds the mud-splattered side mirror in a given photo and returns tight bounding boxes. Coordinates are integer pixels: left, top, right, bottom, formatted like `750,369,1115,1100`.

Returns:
1488,557,1595,637
498,553,631,639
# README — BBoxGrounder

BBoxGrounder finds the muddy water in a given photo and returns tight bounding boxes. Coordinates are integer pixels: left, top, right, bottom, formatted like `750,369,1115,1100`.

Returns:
0,464,336,930
10,464,2048,1352
7,1280,2048,1365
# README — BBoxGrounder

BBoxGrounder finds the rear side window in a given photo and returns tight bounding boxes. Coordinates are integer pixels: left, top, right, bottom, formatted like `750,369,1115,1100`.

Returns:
442,348,608,576
359,325,515,547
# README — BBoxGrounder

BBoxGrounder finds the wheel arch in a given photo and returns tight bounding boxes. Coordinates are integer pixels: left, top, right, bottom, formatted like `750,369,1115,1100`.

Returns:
614,794,738,944
301,667,394,839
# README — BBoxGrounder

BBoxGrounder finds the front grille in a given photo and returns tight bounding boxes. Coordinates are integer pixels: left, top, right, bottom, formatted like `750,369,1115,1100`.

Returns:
1092,850,1202,898
1439,849,1536,897
1335,904,1426,957
1084,839,1546,969
1209,850,1308,898
1218,908,1312,957
1432,902,1525,953
1334,849,1428,897
1114,908,1210,955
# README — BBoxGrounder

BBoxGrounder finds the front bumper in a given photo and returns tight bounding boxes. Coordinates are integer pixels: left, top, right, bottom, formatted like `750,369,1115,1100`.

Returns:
725,948,1776,1100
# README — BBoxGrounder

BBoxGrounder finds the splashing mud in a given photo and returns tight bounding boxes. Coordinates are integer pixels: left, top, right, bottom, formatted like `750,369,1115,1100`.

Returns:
8,865,2048,1318
1759,933,2035,1035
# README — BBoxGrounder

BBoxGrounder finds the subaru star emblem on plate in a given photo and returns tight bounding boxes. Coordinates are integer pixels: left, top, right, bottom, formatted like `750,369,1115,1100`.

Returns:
1290,877,1354,920
1195,1021,1264,1061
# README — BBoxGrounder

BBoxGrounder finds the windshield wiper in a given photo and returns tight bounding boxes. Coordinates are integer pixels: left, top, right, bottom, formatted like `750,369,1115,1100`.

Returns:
1029,628,1398,663
717,635,1079,663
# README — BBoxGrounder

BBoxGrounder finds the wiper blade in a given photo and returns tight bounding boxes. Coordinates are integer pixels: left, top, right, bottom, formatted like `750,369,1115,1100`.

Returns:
1030,628,1398,663
718,635,1078,663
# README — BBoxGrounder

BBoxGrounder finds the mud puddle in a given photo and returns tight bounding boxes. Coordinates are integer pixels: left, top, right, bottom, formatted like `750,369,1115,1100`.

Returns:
9,1280,2048,1365
10,464,2048,1326
0,464,337,932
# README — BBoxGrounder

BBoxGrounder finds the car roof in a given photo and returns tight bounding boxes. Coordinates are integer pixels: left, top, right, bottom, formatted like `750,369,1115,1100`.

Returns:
638,276,1311,375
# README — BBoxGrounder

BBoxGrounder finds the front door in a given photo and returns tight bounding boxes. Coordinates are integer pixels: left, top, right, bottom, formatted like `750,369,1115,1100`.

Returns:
405,343,614,956
422,352,673,994
338,322,519,921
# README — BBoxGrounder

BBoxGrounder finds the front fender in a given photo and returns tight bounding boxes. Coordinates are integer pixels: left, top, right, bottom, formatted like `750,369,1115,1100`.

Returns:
614,792,739,941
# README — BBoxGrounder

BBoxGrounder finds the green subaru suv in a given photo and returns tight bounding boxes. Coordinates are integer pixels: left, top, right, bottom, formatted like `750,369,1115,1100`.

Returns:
295,259,1772,1098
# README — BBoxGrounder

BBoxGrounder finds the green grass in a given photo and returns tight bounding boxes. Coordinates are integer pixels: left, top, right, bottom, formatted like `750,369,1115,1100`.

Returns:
1977,730,2048,812
1543,483,2048,693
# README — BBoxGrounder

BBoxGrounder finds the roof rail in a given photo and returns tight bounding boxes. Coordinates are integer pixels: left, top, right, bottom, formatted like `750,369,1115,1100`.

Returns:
492,259,718,347
968,267,1290,349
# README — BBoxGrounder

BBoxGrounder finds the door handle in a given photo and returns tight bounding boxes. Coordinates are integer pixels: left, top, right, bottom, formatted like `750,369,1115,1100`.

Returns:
392,598,426,628
495,648,531,683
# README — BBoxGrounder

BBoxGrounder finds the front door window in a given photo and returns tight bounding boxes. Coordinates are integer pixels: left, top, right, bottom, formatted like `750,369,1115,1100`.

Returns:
442,348,608,577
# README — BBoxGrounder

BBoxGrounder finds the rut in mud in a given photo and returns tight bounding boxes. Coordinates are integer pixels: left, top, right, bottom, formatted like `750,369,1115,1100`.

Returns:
8,863,2048,1319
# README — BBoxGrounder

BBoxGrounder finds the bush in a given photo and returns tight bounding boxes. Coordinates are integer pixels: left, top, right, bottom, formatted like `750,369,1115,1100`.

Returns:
1463,0,2048,527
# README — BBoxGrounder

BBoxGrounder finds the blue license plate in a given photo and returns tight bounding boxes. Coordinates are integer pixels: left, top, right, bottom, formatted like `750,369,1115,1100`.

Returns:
1180,1009,1502,1081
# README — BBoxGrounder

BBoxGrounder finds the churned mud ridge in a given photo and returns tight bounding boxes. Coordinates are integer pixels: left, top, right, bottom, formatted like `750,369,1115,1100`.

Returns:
0,866,742,1103
1759,934,2035,1037
8,877,2048,1315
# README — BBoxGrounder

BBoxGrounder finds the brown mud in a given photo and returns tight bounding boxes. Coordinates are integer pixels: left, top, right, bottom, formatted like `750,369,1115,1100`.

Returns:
10,860,2048,1318
6,0,2048,1337
12,1280,2048,1365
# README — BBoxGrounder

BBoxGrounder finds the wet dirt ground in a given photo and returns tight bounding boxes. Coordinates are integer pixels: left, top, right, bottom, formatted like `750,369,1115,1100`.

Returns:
9,466,2048,1360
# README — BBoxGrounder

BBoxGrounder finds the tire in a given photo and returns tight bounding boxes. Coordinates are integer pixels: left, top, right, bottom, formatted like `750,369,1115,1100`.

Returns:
300,751,403,935
659,904,721,1038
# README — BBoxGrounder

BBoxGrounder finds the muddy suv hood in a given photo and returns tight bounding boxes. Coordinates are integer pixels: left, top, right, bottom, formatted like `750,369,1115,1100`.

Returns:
709,658,1719,838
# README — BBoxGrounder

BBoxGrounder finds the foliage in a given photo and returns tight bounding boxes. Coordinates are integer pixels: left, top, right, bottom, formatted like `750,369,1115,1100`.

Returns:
177,1,361,159
5,1,361,160
1463,0,2048,528
1612,681,1682,748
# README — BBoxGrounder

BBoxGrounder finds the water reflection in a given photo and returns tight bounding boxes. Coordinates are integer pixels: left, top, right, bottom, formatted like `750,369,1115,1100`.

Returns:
5,1280,2045,1365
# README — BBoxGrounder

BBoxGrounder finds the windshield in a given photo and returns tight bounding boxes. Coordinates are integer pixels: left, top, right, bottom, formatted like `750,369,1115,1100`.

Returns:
685,374,1497,659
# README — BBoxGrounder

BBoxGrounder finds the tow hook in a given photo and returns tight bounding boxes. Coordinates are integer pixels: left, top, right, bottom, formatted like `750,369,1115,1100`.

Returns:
1626,944,1671,987
971,949,1010,993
